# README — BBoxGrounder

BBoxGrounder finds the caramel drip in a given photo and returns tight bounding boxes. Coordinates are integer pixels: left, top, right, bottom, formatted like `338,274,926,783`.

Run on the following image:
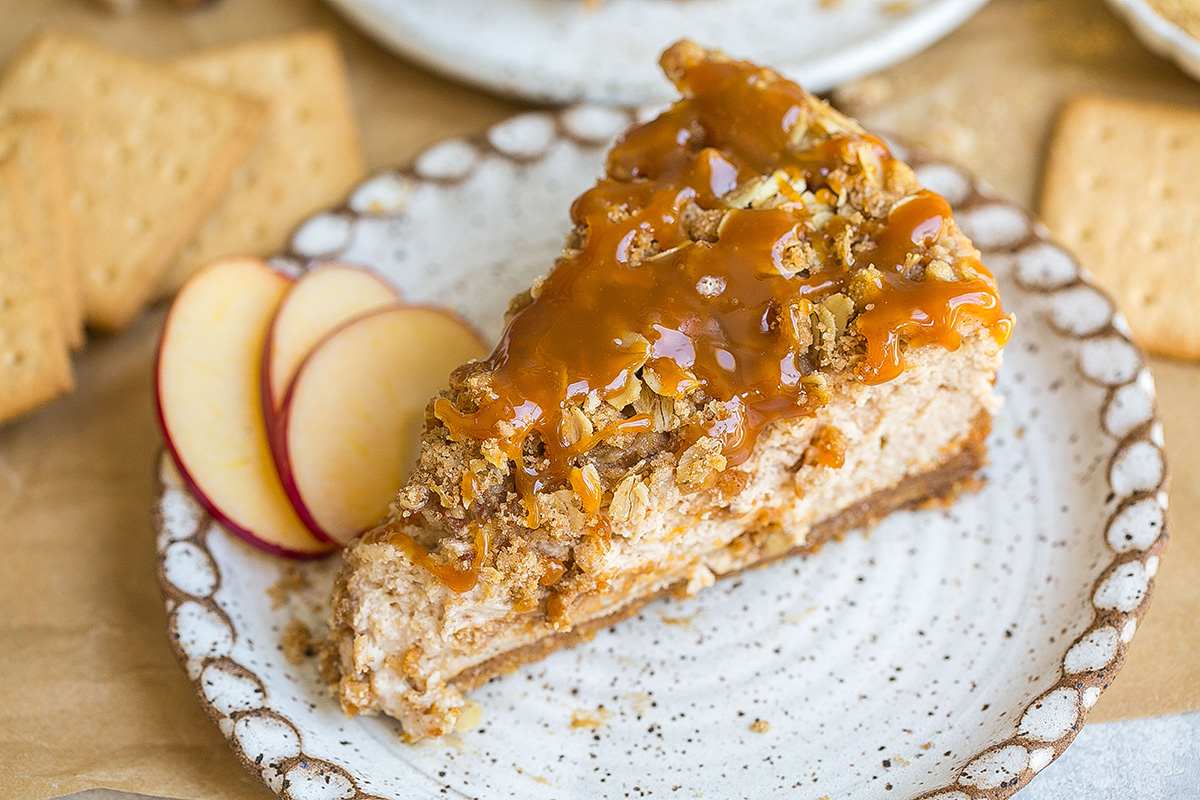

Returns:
384,526,491,594
539,559,566,587
852,190,1011,384
460,471,478,508
433,43,1011,543
808,426,848,469
569,466,603,515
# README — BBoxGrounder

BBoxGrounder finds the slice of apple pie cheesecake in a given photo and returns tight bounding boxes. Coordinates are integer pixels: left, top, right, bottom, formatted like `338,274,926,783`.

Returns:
322,41,1013,740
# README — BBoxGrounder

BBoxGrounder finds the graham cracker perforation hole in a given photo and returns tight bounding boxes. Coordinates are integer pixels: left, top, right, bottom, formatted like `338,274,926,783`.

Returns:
118,143,139,166
128,214,151,234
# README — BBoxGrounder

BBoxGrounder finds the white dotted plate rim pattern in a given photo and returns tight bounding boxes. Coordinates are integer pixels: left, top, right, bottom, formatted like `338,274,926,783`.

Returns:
155,105,1169,800
1106,0,1200,86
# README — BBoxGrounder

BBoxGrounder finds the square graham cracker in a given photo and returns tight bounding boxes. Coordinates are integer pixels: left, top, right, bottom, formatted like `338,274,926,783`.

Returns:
0,31,267,332
0,115,83,350
0,159,72,424
1041,94,1200,360
160,30,366,296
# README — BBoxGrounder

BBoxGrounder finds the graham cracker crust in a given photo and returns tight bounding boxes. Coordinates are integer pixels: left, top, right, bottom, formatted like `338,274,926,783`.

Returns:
451,413,991,693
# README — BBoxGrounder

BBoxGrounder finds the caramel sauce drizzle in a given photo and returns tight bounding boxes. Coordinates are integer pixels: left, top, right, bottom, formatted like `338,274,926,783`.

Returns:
569,466,603,515
418,44,1010,589
807,426,848,469
540,559,566,586
383,525,492,594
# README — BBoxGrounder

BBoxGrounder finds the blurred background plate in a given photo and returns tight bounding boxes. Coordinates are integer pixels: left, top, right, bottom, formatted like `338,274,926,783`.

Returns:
1106,0,1200,83
321,0,994,104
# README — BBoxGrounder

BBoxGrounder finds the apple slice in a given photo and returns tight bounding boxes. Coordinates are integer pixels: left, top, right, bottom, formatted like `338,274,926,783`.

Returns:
276,306,487,546
156,257,334,559
263,263,401,419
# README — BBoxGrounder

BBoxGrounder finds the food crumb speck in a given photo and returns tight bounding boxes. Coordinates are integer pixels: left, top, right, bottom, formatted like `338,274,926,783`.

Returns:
624,691,653,716
454,699,483,733
267,563,310,610
571,705,611,729
281,619,316,664
659,612,695,629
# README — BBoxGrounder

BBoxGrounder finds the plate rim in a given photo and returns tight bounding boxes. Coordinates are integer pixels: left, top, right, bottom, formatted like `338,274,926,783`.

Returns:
155,104,1170,800
320,0,994,104
1106,0,1200,84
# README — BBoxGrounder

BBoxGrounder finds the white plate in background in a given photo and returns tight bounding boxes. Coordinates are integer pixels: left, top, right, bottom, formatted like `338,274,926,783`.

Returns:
1107,0,1200,83
322,0,993,103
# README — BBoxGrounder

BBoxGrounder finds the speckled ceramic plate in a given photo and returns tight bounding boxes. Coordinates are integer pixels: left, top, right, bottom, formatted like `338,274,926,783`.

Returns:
321,0,992,104
156,106,1169,800
1107,0,1200,84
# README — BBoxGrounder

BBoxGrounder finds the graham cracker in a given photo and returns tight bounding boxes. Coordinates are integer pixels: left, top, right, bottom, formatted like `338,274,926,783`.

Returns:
0,115,83,350
1041,94,1200,360
0,31,268,331
0,158,72,424
160,30,365,296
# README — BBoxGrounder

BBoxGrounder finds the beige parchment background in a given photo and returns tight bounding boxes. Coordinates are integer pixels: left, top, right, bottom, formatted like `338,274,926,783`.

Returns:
0,0,1196,799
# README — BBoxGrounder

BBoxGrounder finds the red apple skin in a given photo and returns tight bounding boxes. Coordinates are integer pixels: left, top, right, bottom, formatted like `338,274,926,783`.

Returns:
270,305,488,546
160,449,334,560
155,257,335,560
260,263,402,431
